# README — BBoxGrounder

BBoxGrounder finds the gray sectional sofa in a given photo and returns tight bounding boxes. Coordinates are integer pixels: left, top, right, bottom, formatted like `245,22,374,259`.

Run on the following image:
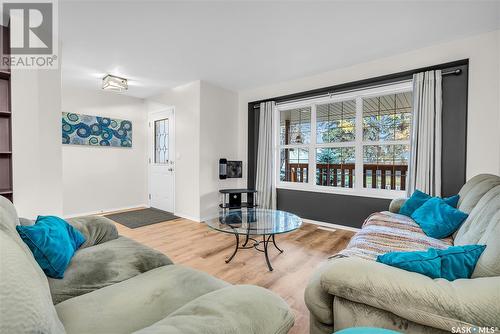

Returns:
0,196,294,334
305,174,500,334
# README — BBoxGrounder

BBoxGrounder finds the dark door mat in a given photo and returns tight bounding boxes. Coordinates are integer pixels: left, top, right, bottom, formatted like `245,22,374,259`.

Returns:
105,208,179,229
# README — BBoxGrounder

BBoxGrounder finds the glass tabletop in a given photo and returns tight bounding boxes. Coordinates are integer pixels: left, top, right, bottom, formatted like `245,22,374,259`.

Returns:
206,208,302,235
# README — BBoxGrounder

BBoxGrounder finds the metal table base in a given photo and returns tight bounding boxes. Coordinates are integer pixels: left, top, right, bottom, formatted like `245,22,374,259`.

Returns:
225,233,283,271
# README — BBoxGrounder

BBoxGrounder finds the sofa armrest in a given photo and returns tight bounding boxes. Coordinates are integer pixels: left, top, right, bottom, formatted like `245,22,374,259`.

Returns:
388,198,406,213
66,215,118,248
320,257,500,331
305,261,336,327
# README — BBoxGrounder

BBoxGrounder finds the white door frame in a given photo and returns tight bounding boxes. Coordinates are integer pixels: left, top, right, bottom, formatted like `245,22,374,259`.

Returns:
148,107,175,213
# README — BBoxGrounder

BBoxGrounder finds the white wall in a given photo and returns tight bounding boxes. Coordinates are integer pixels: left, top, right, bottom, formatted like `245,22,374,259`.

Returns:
61,87,148,217
199,81,239,221
11,68,63,218
238,30,500,182
147,81,201,221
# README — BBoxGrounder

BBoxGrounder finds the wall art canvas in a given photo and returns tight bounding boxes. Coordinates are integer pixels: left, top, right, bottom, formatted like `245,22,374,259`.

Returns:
227,160,242,178
62,112,132,147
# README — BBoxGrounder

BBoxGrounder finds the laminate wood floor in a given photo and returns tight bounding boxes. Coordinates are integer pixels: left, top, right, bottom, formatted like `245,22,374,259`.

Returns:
112,213,354,334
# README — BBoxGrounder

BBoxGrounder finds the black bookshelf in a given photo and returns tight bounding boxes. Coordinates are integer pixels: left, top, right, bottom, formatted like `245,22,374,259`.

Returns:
0,26,12,202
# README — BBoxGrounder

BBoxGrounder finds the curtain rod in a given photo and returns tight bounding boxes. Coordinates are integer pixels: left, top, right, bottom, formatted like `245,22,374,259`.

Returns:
442,68,462,76
253,68,462,109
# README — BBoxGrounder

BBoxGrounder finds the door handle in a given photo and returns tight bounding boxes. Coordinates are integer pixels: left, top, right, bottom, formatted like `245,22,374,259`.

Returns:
168,168,174,172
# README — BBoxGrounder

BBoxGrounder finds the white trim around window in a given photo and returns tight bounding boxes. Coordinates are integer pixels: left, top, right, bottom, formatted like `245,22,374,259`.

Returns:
274,81,413,200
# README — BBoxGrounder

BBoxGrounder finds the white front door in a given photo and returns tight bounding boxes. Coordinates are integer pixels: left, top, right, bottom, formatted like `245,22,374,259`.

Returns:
149,109,175,213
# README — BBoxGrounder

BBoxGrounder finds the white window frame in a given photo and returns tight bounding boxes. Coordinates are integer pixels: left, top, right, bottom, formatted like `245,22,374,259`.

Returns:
274,81,413,199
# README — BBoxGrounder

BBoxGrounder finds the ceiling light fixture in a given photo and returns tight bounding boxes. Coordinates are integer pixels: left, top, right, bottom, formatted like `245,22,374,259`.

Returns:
102,74,128,92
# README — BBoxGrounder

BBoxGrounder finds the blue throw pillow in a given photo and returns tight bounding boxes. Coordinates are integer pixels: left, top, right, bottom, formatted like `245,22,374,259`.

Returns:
16,216,86,279
399,190,459,217
411,197,468,239
378,248,442,279
377,245,486,281
445,194,460,208
437,245,486,280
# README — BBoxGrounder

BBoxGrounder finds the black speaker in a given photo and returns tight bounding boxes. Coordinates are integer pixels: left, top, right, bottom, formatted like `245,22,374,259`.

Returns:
228,193,242,208
219,158,227,179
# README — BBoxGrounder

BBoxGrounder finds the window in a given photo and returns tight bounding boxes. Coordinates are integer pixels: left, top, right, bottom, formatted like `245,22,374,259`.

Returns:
279,107,310,182
276,82,412,198
362,92,411,190
154,118,169,164
316,100,356,188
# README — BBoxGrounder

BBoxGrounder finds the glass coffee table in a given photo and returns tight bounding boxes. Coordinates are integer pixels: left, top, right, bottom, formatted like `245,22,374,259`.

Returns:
206,208,302,271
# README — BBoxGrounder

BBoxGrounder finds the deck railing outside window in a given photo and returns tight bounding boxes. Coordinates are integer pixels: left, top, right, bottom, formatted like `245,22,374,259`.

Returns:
282,163,408,190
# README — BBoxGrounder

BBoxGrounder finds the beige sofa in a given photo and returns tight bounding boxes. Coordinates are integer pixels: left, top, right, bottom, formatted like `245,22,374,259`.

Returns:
305,174,500,334
0,196,294,334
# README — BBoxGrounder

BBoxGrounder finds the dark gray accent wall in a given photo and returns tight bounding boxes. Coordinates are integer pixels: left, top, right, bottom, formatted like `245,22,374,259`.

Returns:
249,60,469,229
247,103,259,190
277,189,390,228
440,63,468,197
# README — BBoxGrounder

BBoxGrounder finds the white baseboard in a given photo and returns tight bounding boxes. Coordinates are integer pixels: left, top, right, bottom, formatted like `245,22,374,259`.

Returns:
175,212,219,223
199,214,218,223
63,204,149,218
174,212,203,223
302,218,360,232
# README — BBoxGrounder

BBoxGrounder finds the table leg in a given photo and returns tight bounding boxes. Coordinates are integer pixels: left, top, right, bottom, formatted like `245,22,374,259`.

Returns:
263,234,274,271
272,234,283,253
225,233,239,263
242,229,250,247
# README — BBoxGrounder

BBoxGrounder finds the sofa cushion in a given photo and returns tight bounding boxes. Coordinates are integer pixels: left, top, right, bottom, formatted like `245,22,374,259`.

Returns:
457,174,500,213
0,205,65,334
56,265,229,334
134,285,294,334
49,235,173,304
16,215,86,279
454,184,500,277
338,211,453,260
66,215,119,248
19,217,35,226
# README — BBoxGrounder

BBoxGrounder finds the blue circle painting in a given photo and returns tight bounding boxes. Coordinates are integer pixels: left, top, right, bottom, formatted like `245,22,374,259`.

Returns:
62,112,132,148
